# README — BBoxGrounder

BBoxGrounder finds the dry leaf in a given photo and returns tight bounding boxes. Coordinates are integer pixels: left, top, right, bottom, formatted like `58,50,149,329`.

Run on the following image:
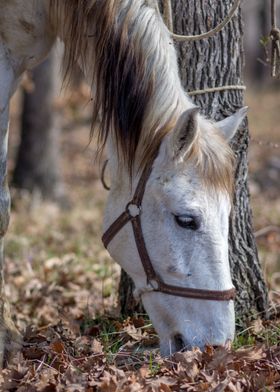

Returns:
92,338,103,353
250,319,264,335
208,347,234,370
123,324,143,342
50,340,65,354
235,345,265,361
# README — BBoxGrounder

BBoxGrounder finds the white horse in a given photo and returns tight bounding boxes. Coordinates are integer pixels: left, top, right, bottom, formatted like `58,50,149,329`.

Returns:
0,0,247,363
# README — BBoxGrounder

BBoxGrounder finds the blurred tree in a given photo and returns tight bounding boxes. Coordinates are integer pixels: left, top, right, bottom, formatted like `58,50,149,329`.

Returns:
13,52,64,201
243,0,269,83
119,0,269,323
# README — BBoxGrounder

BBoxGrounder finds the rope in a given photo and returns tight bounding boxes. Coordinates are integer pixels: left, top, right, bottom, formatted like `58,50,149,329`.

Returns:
270,0,280,78
188,85,246,96
162,0,241,42
157,1,246,95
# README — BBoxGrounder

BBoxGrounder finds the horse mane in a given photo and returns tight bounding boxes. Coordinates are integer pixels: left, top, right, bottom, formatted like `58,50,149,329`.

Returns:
49,0,181,175
49,0,234,193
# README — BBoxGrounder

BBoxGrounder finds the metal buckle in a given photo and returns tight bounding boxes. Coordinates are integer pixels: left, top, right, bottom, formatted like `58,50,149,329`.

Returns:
126,202,141,218
148,279,160,290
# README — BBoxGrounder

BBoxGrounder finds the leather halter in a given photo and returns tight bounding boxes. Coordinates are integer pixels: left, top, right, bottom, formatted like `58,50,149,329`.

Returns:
102,164,236,301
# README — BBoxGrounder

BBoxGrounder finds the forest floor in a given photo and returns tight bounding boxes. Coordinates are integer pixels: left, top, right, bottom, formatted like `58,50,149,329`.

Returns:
0,85,279,391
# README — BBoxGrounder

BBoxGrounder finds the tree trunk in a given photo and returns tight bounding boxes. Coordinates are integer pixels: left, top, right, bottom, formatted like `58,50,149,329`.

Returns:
13,53,64,201
118,269,143,315
119,0,269,321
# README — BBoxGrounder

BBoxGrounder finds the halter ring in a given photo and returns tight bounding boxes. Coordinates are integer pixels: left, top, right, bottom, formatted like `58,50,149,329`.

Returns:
126,202,141,218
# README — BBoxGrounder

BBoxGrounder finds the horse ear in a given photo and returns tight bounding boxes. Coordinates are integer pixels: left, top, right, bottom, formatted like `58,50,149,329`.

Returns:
216,107,248,141
170,107,199,160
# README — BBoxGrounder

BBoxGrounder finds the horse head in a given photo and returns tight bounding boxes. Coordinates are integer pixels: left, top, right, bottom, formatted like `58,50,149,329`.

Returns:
104,107,247,355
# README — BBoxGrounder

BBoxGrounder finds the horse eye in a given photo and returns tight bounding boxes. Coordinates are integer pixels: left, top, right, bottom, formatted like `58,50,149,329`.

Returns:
174,215,199,230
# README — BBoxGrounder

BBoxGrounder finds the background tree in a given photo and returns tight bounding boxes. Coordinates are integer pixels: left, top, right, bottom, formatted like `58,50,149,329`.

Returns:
12,52,64,201
119,0,269,321
243,0,269,84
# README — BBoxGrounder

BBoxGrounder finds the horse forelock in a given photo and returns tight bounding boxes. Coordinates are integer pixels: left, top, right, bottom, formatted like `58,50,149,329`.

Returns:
49,0,179,175
186,123,235,195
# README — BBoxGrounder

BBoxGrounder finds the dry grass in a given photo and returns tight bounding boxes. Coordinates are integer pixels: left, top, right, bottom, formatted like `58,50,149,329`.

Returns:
246,88,280,296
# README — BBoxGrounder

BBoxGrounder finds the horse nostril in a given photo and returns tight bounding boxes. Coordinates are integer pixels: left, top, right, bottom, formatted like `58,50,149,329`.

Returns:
174,334,185,352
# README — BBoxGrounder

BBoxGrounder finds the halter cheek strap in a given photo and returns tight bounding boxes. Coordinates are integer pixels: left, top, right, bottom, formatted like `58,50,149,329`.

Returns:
102,164,236,302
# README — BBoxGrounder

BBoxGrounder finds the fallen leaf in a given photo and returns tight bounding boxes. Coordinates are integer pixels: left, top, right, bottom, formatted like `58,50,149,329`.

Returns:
235,345,265,361
50,340,65,354
92,338,103,353
123,324,143,342
208,347,234,370
250,319,264,335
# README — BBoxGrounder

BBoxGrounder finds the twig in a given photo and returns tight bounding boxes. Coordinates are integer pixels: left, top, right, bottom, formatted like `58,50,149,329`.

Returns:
270,0,280,78
254,225,280,238
35,354,47,373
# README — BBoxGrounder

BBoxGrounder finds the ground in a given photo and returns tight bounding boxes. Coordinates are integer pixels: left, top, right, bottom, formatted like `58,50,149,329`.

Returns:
0,84,279,391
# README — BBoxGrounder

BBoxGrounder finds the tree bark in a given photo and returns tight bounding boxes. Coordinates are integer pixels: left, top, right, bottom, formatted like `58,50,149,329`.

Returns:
13,53,64,201
119,0,269,321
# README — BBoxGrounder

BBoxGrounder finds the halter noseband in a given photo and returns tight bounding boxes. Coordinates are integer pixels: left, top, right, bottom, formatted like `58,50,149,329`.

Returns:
102,163,236,301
